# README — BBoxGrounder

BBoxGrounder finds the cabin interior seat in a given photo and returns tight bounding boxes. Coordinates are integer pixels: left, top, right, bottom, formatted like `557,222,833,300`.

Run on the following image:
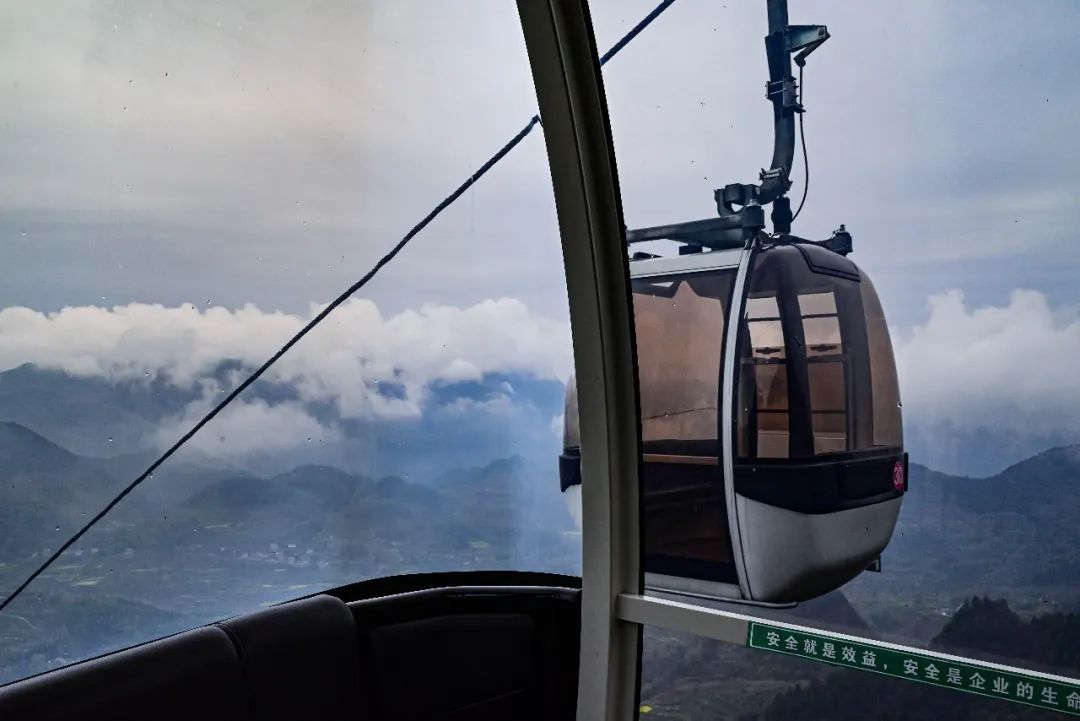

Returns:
0,594,364,721
0,625,248,721
350,587,580,721
217,594,364,721
0,588,580,721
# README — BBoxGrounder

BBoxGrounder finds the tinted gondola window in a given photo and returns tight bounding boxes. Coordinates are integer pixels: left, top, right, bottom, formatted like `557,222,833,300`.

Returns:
861,276,902,449
738,245,902,460
633,272,733,451
632,269,738,582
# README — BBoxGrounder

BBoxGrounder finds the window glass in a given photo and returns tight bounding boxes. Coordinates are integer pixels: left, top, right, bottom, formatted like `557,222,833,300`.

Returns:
799,291,838,317
749,319,787,360
633,269,737,584
803,316,843,356
737,246,900,459
0,1,575,684
596,0,1080,715
633,272,733,448
747,295,781,320
861,275,902,449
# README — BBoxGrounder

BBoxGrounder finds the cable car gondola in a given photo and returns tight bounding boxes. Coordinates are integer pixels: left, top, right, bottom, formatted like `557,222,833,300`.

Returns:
559,0,906,604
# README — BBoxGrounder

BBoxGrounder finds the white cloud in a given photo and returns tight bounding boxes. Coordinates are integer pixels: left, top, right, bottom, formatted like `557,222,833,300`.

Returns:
154,397,340,458
441,395,517,417
895,289,1080,438
550,413,565,441
6,287,1080,460
0,297,572,427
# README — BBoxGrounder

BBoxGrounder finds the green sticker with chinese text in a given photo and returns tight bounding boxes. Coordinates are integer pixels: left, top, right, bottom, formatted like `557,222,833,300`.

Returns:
747,621,1080,716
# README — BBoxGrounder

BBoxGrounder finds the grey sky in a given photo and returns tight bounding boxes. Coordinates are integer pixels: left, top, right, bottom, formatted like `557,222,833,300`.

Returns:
3,0,1080,468
4,0,1080,321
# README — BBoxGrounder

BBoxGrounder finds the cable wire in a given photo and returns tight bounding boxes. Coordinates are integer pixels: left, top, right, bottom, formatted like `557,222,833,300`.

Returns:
0,0,681,614
599,0,676,66
792,63,809,222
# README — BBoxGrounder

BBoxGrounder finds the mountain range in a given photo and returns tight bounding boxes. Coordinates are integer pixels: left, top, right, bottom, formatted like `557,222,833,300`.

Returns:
2,362,1080,710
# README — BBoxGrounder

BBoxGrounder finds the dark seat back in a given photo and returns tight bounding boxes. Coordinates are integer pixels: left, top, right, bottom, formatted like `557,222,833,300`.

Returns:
0,584,578,721
218,594,362,721
350,587,580,721
0,626,247,721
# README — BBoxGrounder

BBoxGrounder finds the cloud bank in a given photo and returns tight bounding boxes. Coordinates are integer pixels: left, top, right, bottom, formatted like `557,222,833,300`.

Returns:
0,298,572,458
3,289,1079,468
895,288,1080,443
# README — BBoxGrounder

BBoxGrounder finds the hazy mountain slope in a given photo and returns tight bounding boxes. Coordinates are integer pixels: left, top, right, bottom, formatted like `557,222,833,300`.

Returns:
750,598,1080,721
878,450,1080,591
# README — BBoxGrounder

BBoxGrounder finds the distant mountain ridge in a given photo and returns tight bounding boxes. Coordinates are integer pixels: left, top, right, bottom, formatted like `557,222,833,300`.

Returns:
884,448,1080,593
0,363,566,479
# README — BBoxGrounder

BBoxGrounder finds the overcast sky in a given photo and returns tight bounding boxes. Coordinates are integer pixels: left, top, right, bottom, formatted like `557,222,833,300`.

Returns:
3,1,1080,470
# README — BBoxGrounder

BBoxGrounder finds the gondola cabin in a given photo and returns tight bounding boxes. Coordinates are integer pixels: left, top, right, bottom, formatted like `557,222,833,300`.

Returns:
562,241,906,603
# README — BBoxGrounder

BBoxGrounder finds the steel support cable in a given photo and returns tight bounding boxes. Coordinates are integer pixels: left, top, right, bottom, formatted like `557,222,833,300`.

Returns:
0,0,681,613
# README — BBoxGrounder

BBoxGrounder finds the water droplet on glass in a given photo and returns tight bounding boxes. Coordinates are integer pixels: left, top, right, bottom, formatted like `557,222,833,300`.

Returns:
107,436,113,443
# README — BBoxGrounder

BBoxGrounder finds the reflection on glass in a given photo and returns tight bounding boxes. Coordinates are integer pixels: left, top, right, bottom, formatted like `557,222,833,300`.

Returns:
738,247,901,460
798,291,838,317
749,319,787,360
747,295,781,320
803,316,843,357
634,274,729,446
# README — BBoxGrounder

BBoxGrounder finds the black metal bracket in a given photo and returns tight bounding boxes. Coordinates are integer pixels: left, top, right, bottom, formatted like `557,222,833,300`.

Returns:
766,224,854,256
625,1,840,253
787,24,829,67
